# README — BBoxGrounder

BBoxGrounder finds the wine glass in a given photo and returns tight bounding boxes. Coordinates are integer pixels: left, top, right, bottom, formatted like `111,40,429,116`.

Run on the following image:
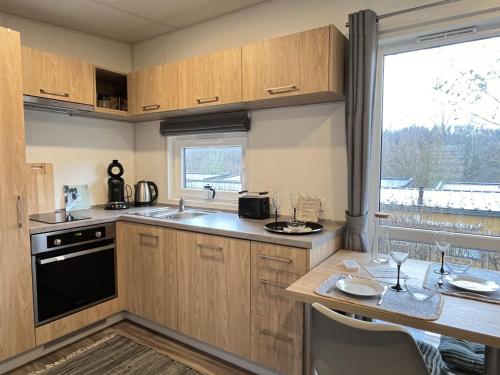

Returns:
434,231,451,275
290,191,300,222
390,240,411,292
271,192,281,228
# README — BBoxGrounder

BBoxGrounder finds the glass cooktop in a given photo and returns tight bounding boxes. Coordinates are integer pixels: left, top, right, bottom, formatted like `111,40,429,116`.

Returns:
29,211,91,224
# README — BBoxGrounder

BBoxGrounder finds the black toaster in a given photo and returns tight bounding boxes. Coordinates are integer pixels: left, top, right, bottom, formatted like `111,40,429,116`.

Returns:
238,192,270,219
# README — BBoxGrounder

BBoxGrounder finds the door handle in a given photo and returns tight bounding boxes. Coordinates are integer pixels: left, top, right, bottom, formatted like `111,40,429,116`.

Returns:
17,195,23,228
196,96,219,104
259,279,289,289
258,254,292,263
197,243,223,251
40,88,70,97
142,104,160,111
259,329,293,342
266,85,298,94
37,244,115,265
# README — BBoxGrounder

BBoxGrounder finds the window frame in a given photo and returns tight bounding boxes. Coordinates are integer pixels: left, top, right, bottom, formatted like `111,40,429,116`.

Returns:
167,132,247,206
370,22,500,253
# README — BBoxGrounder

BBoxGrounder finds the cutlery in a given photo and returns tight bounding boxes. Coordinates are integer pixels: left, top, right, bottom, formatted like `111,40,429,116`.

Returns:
377,286,388,305
442,284,498,301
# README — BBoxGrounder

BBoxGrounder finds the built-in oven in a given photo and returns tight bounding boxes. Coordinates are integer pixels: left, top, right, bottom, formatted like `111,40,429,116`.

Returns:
31,223,117,326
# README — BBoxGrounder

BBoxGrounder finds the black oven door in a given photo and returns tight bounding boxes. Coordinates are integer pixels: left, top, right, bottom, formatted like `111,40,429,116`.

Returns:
33,239,117,326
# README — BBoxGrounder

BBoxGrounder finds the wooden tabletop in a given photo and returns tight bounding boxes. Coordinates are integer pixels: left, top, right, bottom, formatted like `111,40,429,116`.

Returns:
285,250,500,349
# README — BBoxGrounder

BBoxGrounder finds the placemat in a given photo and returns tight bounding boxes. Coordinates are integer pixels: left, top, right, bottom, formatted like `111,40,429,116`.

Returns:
423,264,500,305
364,264,408,280
315,274,443,321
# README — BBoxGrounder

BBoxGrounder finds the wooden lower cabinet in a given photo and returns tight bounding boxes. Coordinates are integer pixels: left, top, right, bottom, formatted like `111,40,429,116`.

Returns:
117,222,177,330
177,231,251,358
251,316,303,375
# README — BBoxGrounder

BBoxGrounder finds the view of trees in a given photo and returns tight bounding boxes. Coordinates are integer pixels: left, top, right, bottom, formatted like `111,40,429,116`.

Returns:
184,146,242,177
381,37,500,189
381,125,500,188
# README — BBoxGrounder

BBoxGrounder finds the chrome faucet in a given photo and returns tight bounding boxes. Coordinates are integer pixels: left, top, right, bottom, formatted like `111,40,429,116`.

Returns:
179,197,185,212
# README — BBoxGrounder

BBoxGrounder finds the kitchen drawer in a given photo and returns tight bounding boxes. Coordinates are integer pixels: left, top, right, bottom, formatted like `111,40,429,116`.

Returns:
251,242,307,274
251,267,303,327
251,316,303,375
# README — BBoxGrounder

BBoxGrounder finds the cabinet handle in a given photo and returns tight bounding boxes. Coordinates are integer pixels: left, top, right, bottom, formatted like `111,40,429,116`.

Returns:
142,104,160,111
139,233,159,246
258,254,292,263
259,329,293,342
259,279,289,289
266,85,298,95
40,88,70,97
17,195,23,228
196,96,219,104
197,243,223,251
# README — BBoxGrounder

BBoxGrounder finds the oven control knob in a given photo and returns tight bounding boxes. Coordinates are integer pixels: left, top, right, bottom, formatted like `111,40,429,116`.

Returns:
53,238,62,246
95,231,102,238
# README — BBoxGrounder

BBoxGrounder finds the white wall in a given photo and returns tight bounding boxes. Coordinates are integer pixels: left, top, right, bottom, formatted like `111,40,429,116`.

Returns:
132,0,500,221
132,0,500,69
25,110,136,209
0,11,132,72
134,103,347,219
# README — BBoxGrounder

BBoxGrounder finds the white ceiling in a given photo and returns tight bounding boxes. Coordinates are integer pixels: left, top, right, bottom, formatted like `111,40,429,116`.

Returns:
0,0,269,43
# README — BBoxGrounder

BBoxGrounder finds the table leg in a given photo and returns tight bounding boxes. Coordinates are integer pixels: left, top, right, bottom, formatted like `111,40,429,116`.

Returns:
485,346,500,375
303,304,312,375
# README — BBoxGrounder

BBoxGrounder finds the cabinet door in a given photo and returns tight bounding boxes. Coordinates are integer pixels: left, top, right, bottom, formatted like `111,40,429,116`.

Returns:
117,223,177,330
0,27,35,361
128,62,178,114
177,231,250,358
178,47,241,109
251,316,303,375
242,26,330,101
21,47,94,105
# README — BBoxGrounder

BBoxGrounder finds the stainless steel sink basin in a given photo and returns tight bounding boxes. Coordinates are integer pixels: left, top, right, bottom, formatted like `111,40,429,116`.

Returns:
133,207,215,221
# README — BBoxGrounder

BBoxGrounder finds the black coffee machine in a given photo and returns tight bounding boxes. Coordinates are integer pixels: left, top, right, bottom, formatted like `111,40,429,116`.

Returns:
105,160,130,210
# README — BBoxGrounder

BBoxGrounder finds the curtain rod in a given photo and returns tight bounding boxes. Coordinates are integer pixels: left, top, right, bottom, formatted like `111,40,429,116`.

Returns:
345,0,462,27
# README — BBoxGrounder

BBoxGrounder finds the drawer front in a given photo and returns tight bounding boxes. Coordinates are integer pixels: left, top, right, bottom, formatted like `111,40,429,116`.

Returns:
251,267,303,327
251,242,307,274
251,316,303,375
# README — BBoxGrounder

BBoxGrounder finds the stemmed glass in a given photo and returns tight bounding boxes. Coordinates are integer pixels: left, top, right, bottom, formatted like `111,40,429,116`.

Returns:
290,191,300,222
434,231,451,275
390,240,411,292
271,192,281,228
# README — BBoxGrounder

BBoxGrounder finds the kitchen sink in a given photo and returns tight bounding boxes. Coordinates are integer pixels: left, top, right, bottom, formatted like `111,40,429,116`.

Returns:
133,207,215,221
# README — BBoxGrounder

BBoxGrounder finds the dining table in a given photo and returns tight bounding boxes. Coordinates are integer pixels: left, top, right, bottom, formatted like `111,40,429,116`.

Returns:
285,249,500,375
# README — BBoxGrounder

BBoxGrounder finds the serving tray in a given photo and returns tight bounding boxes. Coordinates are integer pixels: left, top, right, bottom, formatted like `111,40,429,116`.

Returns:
264,221,323,235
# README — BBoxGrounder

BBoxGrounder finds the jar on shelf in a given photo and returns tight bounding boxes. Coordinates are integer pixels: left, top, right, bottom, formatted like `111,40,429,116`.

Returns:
370,212,391,264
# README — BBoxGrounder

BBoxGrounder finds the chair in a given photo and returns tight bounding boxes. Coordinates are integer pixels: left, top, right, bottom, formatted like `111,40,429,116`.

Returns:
311,303,443,375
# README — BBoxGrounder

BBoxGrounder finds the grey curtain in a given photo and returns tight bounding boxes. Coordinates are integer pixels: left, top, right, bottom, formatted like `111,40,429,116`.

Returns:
344,10,378,252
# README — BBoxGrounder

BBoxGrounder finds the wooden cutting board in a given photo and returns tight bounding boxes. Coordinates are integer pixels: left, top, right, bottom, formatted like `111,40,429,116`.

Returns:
27,163,55,214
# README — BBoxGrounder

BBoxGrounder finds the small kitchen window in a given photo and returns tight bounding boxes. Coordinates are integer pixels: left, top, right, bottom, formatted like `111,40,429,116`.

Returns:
167,133,247,204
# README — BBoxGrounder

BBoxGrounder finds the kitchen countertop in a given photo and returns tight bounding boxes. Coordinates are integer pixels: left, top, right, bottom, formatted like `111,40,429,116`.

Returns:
29,206,345,249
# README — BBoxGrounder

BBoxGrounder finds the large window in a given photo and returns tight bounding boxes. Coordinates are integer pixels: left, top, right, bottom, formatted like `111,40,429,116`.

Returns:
376,30,500,268
168,133,246,203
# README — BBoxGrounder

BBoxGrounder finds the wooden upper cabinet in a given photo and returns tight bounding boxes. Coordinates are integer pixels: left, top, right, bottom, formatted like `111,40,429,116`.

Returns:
117,222,177,330
242,25,345,101
177,231,250,358
21,47,94,105
178,47,242,109
128,62,178,115
0,27,35,361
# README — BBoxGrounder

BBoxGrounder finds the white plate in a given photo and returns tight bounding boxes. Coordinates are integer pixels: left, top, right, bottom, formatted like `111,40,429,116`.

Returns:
444,274,500,294
335,277,385,297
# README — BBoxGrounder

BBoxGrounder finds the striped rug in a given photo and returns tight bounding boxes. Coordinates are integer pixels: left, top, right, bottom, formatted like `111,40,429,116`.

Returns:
30,334,202,375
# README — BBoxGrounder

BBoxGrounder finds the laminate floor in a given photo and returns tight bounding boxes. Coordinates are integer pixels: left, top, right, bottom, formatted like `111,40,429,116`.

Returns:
9,321,253,375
